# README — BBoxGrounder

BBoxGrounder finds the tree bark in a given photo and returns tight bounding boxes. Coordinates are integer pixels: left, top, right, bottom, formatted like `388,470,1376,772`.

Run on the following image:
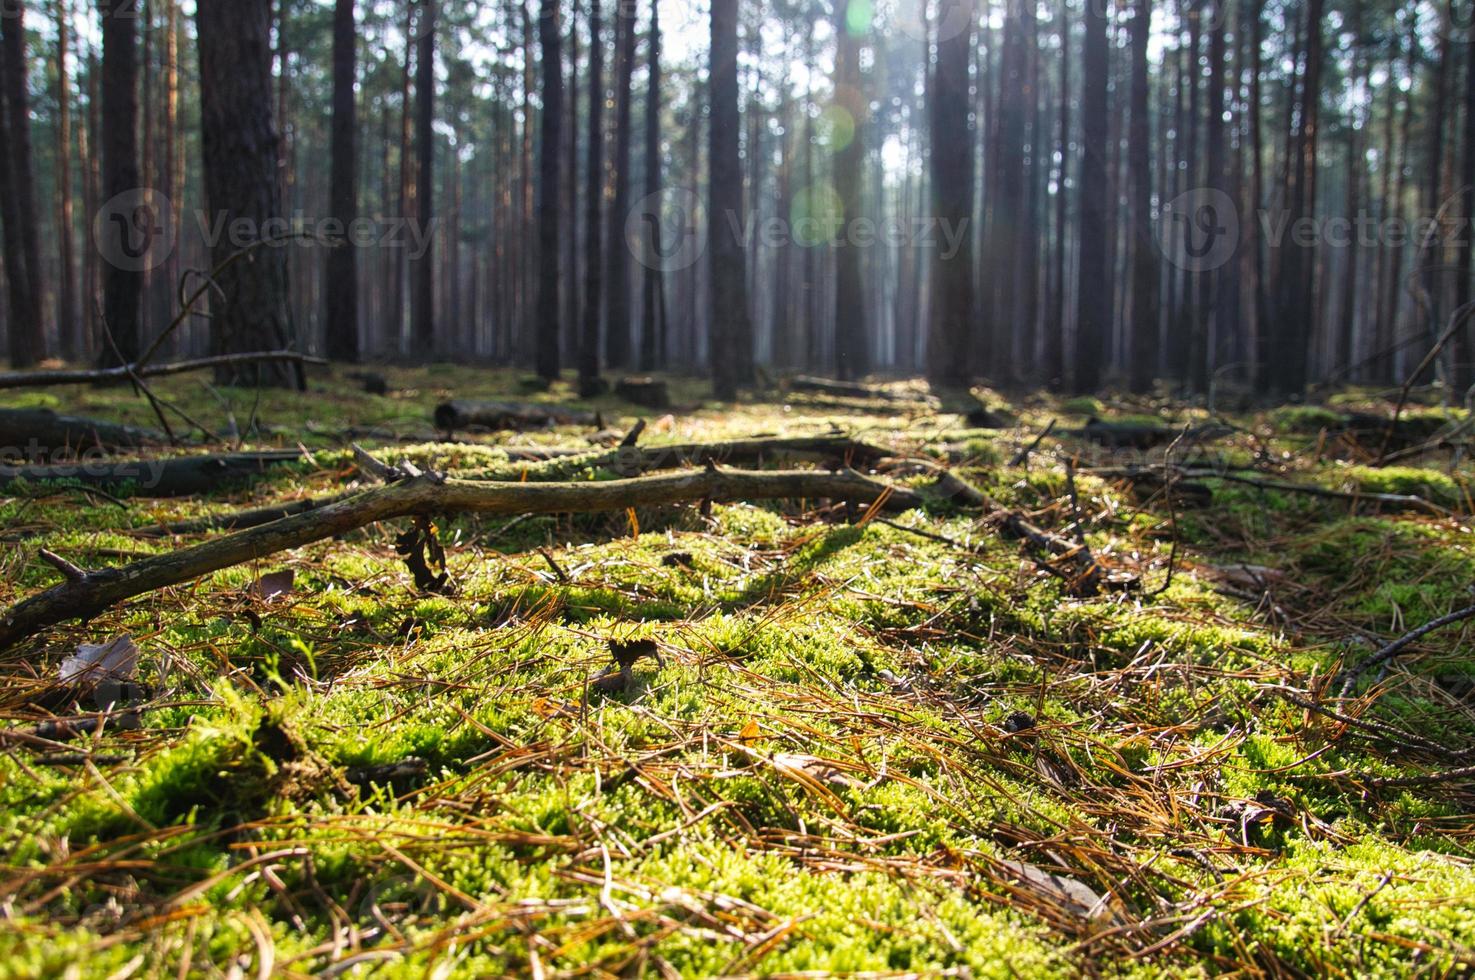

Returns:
925,0,975,389
638,0,664,371
195,0,302,387
832,0,871,381
1,0,46,367
579,0,606,393
325,0,360,363
708,0,754,399
604,0,637,369
53,0,80,362
411,0,437,353
1126,0,1158,392
535,0,564,379
1073,0,1109,392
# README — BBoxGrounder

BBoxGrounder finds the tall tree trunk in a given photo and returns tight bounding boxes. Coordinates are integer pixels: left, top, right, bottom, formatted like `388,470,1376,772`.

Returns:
1,0,46,366
411,0,436,352
638,0,664,370
833,0,870,380
1196,0,1226,392
325,0,360,363
578,0,606,392
708,0,754,399
97,0,143,368
535,0,564,379
925,0,975,388
1044,0,1069,389
1073,0,1108,392
1127,0,1157,392
604,0,637,369
1266,0,1324,395
53,0,80,361
1458,10,1475,390
195,0,301,387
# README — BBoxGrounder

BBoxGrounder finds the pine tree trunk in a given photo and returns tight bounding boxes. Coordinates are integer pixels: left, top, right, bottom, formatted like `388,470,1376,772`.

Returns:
195,0,301,387
708,0,753,399
832,0,870,381
578,0,606,391
535,0,564,379
1127,0,1158,393
638,0,664,371
411,0,436,353
325,0,360,363
925,0,975,389
1073,0,1109,392
603,0,637,369
1,0,46,367
97,0,142,368
53,0,80,362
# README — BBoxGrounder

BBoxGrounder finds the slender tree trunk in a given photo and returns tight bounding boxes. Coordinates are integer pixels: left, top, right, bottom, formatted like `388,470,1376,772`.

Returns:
1458,12,1475,389
603,0,637,369
195,0,301,387
708,0,754,399
638,0,664,370
535,0,564,379
1,0,46,366
97,0,143,368
1127,0,1157,392
411,0,436,352
325,0,360,363
925,0,975,388
833,0,870,380
1073,0,1108,392
579,0,606,392
1266,0,1324,395
1044,0,1070,389
53,0,80,361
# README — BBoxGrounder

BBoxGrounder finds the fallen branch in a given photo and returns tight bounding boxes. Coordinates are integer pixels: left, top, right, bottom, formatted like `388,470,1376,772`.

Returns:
785,375,935,405
1339,602,1475,696
0,464,926,649
1088,466,1455,517
0,351,328,390
434,400,598,433
1,450,312,498
0,408,165,455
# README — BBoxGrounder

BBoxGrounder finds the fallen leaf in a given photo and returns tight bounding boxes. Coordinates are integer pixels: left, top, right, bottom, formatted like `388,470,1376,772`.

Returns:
739,719,763,746
58,635,138,686
249,569,296,601
772,752,859,789
993,859,1116,923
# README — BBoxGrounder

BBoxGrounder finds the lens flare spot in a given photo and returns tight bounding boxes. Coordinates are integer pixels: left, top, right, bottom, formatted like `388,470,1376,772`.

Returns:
791,183,844,247
817,105,856,153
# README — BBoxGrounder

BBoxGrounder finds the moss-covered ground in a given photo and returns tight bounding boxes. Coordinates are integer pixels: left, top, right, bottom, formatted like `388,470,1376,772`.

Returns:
3,367,1475,977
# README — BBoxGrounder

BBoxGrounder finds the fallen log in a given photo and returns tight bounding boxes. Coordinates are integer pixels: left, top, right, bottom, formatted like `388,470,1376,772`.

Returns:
0,408,165,455
786,375,934,405
574,435,895,477
434,399,598,433
1066,418,1230,450
614,376,672,409
0,351,327,390
0,464,927,649
0,450,311,498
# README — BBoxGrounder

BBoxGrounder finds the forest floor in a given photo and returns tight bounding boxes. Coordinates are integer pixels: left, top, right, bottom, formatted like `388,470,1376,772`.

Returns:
2,366,1475,977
